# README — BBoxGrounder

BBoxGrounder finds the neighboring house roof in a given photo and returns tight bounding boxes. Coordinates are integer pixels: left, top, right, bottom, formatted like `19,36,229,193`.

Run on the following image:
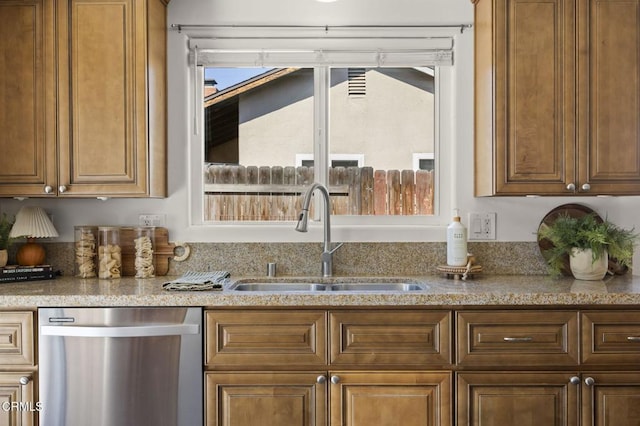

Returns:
204,67,299,108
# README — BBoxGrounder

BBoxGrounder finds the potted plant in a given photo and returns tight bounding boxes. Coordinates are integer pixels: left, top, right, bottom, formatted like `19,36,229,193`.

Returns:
538,213,638,280
0,213,15,267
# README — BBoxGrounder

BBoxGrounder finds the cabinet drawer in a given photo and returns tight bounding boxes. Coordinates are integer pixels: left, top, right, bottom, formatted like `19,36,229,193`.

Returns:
330,310,451,366
457,310,578,367
582,311,640,365
0,312,34,366
205,310,327,368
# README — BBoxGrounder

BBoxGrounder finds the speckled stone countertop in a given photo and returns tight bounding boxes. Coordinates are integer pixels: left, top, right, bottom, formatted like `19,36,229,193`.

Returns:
1,274,640,308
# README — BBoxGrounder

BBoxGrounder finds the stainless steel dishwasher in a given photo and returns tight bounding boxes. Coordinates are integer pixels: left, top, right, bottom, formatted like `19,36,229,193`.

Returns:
38,307,202,426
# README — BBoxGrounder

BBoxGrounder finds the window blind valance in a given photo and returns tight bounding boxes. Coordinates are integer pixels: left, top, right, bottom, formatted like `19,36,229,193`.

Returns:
193,49,453,67
176,24,471,67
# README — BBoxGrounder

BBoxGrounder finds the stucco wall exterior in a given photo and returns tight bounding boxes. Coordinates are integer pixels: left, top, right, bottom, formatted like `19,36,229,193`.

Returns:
238,68,434,170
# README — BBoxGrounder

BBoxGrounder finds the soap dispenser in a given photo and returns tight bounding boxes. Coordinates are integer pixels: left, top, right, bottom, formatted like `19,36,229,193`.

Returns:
447,209,468,266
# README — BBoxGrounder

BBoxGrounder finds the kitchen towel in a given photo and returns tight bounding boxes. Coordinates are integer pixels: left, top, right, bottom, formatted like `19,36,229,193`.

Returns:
163,271,230,291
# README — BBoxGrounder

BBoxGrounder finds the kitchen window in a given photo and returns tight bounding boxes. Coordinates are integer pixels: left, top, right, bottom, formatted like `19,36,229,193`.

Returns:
184,25,462,239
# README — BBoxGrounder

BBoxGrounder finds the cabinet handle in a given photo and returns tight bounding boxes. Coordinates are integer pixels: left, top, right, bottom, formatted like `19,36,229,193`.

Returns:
330,375,341,384
503,337,533,342
316,375,327,384
569,376,580,385
19,376,31,386
627,336,640,342
44,185,54,194
566,183,576,191
581,183,591,192
584,377,595,386
59,185,68,193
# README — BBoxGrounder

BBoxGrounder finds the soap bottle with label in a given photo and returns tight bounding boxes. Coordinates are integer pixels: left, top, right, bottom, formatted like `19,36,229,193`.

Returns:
447,209,468,266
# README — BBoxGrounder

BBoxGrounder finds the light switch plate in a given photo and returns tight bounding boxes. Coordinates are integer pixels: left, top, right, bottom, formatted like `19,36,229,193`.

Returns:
468,212,496,240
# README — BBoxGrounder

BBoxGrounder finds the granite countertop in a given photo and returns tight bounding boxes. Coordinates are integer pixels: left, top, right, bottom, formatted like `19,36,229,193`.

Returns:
1,273,640,308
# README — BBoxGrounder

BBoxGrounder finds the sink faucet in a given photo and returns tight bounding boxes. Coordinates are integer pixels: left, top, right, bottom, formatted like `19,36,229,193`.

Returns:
295,182,343,277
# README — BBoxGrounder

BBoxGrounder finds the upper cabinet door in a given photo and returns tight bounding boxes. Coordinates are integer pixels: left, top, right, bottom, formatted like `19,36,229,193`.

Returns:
577,0,640,195
0,0,167,198
475,0,577,195
57,0,149,196
0,0,57,197
475,0,640,196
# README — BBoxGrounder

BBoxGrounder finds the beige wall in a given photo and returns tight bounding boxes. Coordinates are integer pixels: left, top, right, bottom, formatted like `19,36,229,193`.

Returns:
238,68,434,170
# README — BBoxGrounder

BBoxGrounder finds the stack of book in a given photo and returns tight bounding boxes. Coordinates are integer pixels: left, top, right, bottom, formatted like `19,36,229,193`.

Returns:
0,265,57,283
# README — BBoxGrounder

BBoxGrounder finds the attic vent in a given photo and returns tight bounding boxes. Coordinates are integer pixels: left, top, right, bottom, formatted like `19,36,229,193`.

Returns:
348,68,366,96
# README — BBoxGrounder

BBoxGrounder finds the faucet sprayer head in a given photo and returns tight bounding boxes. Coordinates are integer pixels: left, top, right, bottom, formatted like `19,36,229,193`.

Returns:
295,210,309,232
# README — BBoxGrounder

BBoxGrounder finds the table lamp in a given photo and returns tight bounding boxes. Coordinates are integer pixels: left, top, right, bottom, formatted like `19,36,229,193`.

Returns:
9,206,59,266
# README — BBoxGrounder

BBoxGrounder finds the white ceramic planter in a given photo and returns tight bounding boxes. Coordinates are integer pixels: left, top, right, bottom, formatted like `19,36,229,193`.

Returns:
569,247,608,280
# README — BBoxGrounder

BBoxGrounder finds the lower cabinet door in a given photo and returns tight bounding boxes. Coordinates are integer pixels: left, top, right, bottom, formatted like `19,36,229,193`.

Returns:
582,372,640,426
457,372,579,426
205,372,327,426
0,372,36,426
329,371,452,426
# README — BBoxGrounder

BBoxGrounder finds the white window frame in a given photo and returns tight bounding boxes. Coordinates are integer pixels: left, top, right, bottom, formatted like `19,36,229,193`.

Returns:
185,26,461,242
413,153,435,171
295,154,365,168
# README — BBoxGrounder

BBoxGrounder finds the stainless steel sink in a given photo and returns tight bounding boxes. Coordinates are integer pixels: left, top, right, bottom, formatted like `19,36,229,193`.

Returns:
328,283,427,291
227,280,428,292
228,283,329,292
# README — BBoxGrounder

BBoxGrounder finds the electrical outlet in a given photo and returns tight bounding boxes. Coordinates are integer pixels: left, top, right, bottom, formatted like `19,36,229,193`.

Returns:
468,212,496,240
138,214,165,227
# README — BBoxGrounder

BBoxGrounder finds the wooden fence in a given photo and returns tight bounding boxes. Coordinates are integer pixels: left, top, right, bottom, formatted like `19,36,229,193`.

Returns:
204,164,433,221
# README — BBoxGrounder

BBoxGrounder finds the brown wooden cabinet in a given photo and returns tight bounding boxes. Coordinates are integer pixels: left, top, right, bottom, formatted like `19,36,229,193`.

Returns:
0,0,167,198
0,311,37,426
457,309,640,426
204,309,453,426
580,310,640,366
205,310,328,368
0,0,57,196
204,307,640,426
457,372,580,426
456,310,579,367
330,371,451,426
581,373,640,426
205,372,327,426
329,310,451,367
474,0,640,196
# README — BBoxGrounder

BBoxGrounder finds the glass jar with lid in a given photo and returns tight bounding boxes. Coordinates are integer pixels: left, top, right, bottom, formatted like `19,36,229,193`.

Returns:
134,226,155,278
74,226,97,278
98,226,121,279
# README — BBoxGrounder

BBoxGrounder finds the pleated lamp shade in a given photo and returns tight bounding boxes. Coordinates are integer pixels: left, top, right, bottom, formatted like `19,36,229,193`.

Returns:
9,206,59,266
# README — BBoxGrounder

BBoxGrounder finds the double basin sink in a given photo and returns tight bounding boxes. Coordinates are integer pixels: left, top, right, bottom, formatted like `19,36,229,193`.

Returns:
227,278,428,292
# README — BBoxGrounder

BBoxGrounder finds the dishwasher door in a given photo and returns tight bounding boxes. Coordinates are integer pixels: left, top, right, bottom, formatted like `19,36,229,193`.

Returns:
38,307,202,426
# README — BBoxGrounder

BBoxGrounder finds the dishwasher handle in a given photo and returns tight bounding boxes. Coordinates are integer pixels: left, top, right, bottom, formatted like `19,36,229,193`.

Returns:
40,323,199,338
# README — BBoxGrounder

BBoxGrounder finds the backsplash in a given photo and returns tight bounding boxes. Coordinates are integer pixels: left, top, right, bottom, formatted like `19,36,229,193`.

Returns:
35,241,550,277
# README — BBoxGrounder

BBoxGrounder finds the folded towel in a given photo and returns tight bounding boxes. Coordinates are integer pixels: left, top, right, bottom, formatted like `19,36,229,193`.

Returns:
163,271,230,291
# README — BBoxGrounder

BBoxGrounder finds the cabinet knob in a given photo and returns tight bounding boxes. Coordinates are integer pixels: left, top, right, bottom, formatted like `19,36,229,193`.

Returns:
59,185,68,193
569,376,580,385
566,183,576,191
584,377,595,386
330,375,341,384
316,375,327,384
19,376,31,386
44,185,53,194
581,183,591,192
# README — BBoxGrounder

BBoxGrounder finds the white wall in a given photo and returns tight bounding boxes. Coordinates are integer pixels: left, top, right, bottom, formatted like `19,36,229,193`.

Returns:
1,0,639,270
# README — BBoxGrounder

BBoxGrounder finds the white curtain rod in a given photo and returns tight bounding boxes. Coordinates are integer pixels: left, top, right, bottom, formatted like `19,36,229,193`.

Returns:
170,23,473,34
